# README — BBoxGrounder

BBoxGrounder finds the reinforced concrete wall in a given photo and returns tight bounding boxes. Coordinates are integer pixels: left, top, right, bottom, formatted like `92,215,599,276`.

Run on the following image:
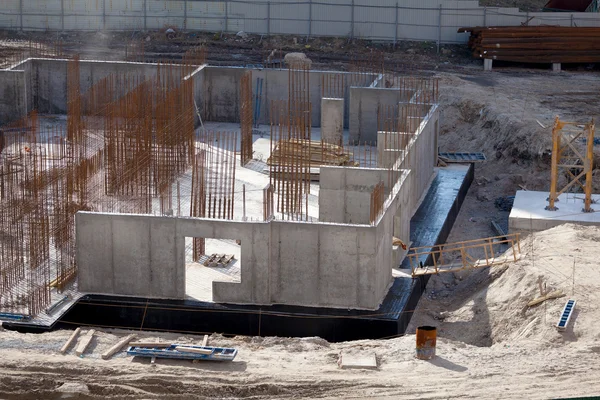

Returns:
77,210,395,310
349,87,414,143
77,213,186,298
201,66,377,128
0,69,27,124
319,167,390,224
25,59,198,114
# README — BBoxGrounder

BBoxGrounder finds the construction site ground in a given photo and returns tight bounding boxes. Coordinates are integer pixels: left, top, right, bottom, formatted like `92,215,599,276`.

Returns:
2,31,600,399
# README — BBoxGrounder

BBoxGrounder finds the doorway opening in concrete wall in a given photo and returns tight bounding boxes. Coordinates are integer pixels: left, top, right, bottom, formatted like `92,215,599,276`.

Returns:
184,237,242,302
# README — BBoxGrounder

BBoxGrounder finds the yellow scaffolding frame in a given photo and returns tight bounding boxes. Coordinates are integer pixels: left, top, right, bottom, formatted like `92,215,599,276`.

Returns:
406,233,521,278
547,116,595,212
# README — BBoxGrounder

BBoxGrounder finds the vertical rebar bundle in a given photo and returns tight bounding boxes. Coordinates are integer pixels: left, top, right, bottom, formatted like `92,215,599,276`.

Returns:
269,100,311,219
191,150,207,261
0,61,201,317
370,181,385,224
321,73,344,99
288,64,311,140
198,130,238,220
240,70,253,165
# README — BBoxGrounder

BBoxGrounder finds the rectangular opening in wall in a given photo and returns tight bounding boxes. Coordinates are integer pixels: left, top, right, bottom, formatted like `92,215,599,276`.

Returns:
184,237,241,302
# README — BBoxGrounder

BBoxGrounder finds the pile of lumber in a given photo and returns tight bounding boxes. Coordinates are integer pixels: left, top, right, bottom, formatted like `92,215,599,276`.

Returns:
268,139,355,167
203,254,234,268
458,26,600,63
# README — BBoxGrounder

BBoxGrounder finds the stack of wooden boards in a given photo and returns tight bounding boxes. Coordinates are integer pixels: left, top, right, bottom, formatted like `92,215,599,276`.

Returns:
458,26,600,63
203,253,234,268
268,139,356,167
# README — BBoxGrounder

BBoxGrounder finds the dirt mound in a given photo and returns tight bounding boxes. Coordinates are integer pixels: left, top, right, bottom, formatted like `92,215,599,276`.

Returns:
284,52,312,68
442,97,552,161
407,224,600,347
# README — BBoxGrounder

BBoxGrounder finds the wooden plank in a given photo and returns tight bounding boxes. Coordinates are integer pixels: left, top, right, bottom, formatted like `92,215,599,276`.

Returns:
129,342,173,348
60,327,81,354
527,290,565,307
101,334,137,360
175,346,213,355
222,255,234,265
202,335,209,347
75,329,96,357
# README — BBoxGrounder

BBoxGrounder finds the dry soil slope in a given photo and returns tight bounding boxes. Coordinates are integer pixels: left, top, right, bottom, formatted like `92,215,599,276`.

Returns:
408,223,600,350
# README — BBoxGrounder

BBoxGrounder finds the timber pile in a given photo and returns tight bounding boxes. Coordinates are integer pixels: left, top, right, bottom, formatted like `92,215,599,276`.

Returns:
458,26,600,63
268,139,355,167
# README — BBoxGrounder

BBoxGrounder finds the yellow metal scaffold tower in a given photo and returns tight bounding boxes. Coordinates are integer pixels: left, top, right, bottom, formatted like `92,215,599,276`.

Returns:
546,116,595,212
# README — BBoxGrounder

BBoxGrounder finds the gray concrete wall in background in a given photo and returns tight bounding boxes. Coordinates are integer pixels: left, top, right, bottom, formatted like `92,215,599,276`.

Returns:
2,0,598,44
201,66,377,128
0,70,27,125
28,59,193,113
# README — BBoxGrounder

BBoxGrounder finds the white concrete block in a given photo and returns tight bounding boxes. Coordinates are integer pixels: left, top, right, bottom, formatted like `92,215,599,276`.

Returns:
339,352,378,369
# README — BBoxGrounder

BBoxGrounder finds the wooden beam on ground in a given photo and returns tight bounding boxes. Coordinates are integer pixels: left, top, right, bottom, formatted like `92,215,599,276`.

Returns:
527,290,564,307
60,327,81,354
129,342,173,348
202,335,209,347
101,334,137,360
175,346,213,355
75,329,96,357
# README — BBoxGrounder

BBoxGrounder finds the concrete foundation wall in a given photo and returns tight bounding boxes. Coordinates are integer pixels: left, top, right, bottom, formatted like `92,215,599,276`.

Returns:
77,210,393,310
349,87,414,143
0,70,27,125
77,213,186,298
319,167,389,224
201,66,377,128
27,59,193,113
404,107,439,215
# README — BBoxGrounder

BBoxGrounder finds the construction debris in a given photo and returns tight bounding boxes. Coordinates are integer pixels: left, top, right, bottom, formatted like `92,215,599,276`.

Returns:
60,327,81,354
75,329,96,357
101,334,137,360
127,344,238,362
129,342,173,348
268,139,354,168
438,152,486,163
203,254,235,268
459,26,600,63
338,352,378,370
527,290,565,308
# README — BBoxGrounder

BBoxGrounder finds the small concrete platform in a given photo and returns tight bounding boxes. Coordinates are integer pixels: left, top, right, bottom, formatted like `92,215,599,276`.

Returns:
509,190,600,232
339,352,378,369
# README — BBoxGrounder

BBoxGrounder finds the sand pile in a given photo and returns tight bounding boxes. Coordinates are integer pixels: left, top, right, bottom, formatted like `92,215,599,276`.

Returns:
407,223,600,348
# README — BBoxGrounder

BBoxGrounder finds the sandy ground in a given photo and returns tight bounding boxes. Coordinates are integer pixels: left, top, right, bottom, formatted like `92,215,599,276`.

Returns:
1,226,599,399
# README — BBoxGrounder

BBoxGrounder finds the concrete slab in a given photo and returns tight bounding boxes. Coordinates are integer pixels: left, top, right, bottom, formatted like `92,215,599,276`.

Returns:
339,352,378,369
509,190,600,232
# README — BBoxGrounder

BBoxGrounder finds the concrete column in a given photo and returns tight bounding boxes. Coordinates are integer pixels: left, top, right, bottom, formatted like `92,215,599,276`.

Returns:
321,98,344,146
552,63,561,73
484,59,493,71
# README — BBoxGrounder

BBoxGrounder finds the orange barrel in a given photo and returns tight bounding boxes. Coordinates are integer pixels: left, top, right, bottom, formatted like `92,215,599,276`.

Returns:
416,326,437,360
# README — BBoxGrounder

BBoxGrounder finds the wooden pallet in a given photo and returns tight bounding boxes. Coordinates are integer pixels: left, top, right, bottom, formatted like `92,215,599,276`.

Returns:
203,254,235,268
